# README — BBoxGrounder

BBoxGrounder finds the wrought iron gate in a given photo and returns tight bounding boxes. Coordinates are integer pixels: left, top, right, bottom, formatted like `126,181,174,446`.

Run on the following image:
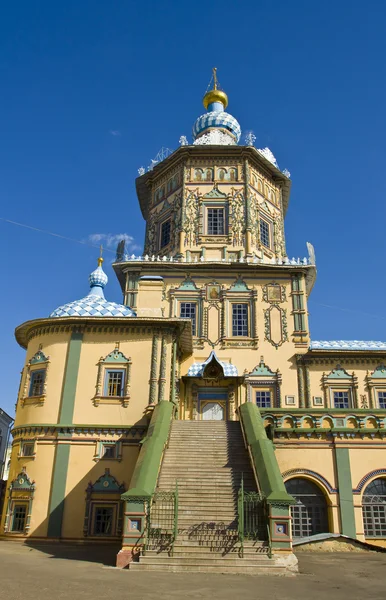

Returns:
237,476,268,556
145,482,178,555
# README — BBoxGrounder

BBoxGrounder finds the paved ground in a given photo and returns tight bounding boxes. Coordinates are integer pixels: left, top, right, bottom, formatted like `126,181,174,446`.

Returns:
0,541,385,600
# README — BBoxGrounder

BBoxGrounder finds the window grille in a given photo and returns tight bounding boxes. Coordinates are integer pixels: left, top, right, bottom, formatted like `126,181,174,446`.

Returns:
93,506,114,535
29,370,45,397
378,391,386,409
207,208,225,235
160,220,171,248
285,478,329,538
259,220,270,248
333,391,350,409
180,302,197,336
232,304,248,337
362,478,386,537
12,505,27,532
255,391,271,408
106,371,124,397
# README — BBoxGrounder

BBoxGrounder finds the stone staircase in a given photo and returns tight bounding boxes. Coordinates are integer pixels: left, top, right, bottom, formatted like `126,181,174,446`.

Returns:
131,420,289,574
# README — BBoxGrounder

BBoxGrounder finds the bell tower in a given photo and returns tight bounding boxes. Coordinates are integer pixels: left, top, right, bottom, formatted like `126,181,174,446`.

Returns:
138,74,290,263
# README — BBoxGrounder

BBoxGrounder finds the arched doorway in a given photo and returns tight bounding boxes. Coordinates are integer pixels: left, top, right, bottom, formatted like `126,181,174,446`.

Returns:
285,478,329,538
362,478,386,538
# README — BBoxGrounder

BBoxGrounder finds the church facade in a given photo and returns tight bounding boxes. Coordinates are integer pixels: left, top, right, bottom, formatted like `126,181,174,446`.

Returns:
2,73,386,570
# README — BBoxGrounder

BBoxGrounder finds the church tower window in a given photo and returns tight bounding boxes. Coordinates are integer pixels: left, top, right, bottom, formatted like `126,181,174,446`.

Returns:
259,219,271,248
232,303,248,336
160,219,171,248
207,208,225,235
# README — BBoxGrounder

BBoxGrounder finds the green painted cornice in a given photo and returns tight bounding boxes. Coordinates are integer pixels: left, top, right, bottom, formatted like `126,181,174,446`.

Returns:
12,423,147,437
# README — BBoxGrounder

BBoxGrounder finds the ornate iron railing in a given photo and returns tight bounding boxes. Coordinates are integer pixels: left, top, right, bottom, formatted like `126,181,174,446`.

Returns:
238,475,267,557
145,481,178,555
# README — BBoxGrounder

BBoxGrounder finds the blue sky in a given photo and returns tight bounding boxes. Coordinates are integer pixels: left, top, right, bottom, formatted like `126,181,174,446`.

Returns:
1,0,386,417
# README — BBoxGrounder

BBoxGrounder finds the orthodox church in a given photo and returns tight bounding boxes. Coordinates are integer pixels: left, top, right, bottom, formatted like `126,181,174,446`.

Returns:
2,70,386,573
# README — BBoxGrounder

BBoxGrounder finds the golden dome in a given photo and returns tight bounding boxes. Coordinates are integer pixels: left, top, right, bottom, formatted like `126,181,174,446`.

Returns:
203,88,228,110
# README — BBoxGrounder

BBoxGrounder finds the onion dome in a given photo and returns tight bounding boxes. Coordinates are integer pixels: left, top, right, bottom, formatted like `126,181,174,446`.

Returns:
193,68,241,144
50,258,136,318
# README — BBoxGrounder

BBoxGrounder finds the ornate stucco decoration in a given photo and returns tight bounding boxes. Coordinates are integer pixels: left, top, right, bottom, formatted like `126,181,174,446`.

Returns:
262,282,286,303
264,305,288,349
20,347,50,407
183,188,200,246
244,357,282,407
229,188,245,246
321,365,359,408
93,346,132,407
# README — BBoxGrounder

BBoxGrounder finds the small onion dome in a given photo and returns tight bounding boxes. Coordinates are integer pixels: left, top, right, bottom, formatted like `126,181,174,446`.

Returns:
193,70,241,143
49,258,136,318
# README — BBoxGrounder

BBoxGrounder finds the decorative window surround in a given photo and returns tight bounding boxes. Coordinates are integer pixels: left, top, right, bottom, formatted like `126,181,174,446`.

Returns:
245,357,282,407
83,469,125,538
4,468,35,535
170,277,204,339
366,365,386,409
322,365,358,409
93,346,131,407
94,441,123,462
20,348,49,407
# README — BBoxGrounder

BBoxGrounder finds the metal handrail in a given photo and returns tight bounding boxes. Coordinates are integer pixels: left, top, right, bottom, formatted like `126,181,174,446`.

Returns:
172,480,178,556
238,474,244,558
266,522,272,559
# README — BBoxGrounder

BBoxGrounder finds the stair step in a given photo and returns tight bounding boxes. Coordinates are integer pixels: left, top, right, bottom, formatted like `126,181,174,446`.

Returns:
130,562,285,574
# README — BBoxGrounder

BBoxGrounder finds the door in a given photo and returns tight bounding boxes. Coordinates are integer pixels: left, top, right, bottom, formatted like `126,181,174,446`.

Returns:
202,402,225,420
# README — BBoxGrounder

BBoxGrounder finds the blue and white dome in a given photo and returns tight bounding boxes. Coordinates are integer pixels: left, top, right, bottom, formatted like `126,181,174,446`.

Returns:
193,110,241,143
50,259,136,318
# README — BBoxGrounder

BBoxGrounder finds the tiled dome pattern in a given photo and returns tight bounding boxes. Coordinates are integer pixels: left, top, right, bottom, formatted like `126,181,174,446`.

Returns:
310,340,386,351
193,111,241,143
50,261,136,318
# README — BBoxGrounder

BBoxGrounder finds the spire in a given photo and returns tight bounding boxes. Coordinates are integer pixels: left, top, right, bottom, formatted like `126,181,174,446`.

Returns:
202,67,228,111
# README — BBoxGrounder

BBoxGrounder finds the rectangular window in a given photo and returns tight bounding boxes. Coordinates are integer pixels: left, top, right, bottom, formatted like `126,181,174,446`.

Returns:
313,396,324,406
22,443,34,457
256,391,271,408
292,295,304,310
160,220,171,248
12,504,27,532
102,444,116,459
259,219,271,248
333,391,350,409
180,302,197,336
93,506,114,535
29,370,45,397
207,208,225,235
378,391,386,409
105,370,124,397
294,313,305,331
232,304,248,337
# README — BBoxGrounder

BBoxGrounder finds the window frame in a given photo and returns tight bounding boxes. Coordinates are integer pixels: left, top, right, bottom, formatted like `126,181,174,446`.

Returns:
231,303,249,337
377,390,386,409
11,503,28,533
21,442,35,458
101,444,117,460
28,369,46,398
91,503,117,537
259,218,272,249
255,389,272,408
103,369,125,398
179,302,197,336
332,389,351,409
206,206,226,236
159,218,172,249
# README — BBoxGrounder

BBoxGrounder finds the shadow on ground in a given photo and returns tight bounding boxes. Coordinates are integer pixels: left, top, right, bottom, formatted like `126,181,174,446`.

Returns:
24,541,120,566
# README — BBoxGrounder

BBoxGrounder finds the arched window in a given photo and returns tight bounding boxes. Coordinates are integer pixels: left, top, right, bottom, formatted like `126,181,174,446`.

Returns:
285,478,329,538
362,478,386,537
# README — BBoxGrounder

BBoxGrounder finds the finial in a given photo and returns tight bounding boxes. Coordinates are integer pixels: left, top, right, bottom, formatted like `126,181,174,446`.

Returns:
213,67,218,90
98,245,104,267
203,68,228,111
